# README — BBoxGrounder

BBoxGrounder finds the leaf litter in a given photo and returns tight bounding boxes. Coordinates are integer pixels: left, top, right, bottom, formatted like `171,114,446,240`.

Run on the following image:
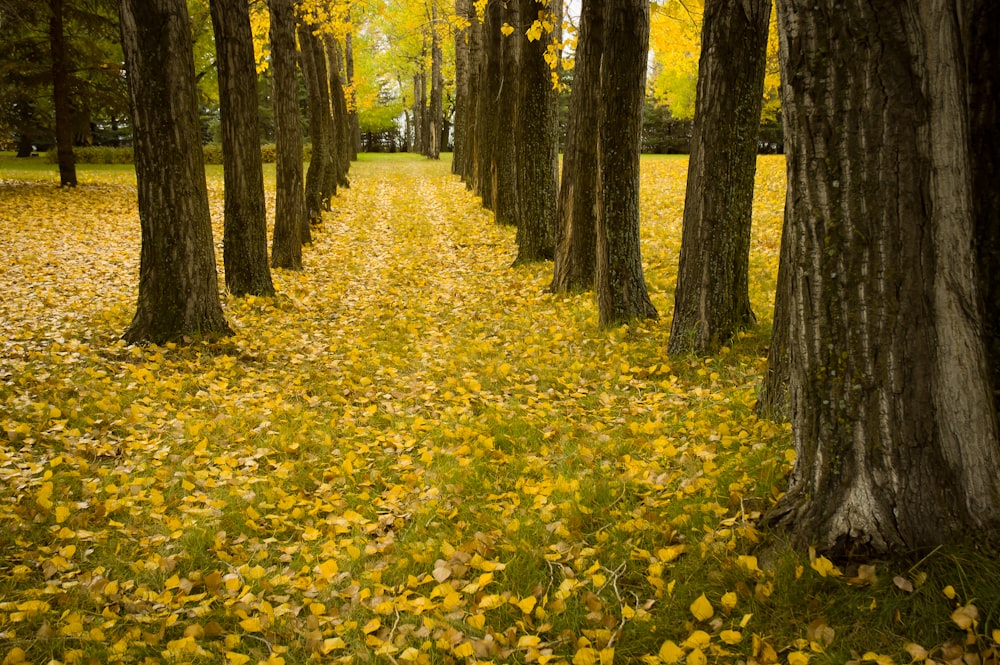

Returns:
1,156,997,664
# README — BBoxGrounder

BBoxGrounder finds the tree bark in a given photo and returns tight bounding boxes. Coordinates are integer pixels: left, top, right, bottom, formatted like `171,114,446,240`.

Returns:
595,0,657,327
512,0,557,263
209,0,275,297
477,0,503,209
344,29,360,159
49,0,77,187
462,0,483,187
767,0,1000,554
268,0,304,269
969,0,1000,404
667,0,769,355
118,0,232,344
323,34,351,188
453,0,470,174
492,0,519,226
297,20,329,225
550,0,602,292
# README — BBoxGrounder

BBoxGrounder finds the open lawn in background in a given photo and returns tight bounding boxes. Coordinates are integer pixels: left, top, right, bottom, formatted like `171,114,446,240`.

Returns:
0,154,997,665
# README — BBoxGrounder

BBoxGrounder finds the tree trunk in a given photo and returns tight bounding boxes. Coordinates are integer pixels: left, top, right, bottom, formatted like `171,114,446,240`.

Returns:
550,0,602,293
323,34,351,188
49,0,77,187
754,203,790,420
413,70,425,154
462,0,482,187
969,0,1000,404
595,0,657,327
344,29,360,159
512,0,557,263
767,0,1000,554
268,0,304,269
315,36,338,204
297,20,328,225
209,0,275,297
492,0,519,226
428,0,443,159
118,0,232,344
667,0,769,355
476,0,502,209
453,0,470,174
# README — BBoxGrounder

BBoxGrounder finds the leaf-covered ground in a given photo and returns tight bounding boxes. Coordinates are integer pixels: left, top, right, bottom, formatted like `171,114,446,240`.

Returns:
1,155,996,665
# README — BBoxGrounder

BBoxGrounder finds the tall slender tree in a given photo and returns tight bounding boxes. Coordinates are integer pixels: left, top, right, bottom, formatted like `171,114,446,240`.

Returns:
49,0,76,187
298,20,330,225
550,0,602,292
492,0,519,226
452,0,470,174
595,0,657,326
268,0,304,268
118,0,232,344
667,0,770,355
209,0,275,297
767,0,1000,553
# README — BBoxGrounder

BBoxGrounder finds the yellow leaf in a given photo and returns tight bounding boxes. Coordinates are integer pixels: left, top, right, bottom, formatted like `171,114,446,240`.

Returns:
737,555,759,572
55,504,71,523
37,481,54,509
500,22,514,36
226,653,251,665
3,647,27,665
689,593,713,621
861,652,895,665
600,647,615,665
239,617,262,632
316,559,339,581
719,630,742,645
453,642,475,658
467,614,486,630
685,649,707,665
992,628,1000,644
942,585,956,600
951,603,979,630
518,635,542,648
720,591,737,610
903,643,928,661
810,555,840,578
362,617,381,634
658,640,684,663
682,631,711,650
573,647,599,665
517,596,537,614
788,651,810,665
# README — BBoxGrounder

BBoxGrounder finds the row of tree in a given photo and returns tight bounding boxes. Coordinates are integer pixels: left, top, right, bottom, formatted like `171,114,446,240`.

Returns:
450,0,1000,554
117,0,356,344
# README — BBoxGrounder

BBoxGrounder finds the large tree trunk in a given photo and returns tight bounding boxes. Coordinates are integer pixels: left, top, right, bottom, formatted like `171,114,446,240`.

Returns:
118,0,232,344
268,0,304,269
969,0,1000,404
453,0,470,175
49,0,77,187
323,35,351,188
595,0,657,327
297,21,328,225
512,0,557,263
767,0,1000,554
667,0,769,355
550,0,602,293
476,1,501,209
209,0,275,298
492,0,519,226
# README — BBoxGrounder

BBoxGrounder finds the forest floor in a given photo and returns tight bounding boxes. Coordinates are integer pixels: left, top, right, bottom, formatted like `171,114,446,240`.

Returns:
0,153,996,665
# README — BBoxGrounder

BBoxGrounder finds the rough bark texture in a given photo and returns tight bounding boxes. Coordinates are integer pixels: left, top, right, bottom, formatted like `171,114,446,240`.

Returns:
453,0,470,175
768,0,1000,554
297,21,328,225
413,70,425,155
462,1,483,187
595,0,657,327
969,0,1000,403
209,0,275,297
492,0,519,226
550,0,602,293
754,204,790,420
476,0,501,209
667,0,768,355
49,0,77,187
118,0,232,344
324,36,351,188
268,0,304,268
312,35,337,206
512,0,557,263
